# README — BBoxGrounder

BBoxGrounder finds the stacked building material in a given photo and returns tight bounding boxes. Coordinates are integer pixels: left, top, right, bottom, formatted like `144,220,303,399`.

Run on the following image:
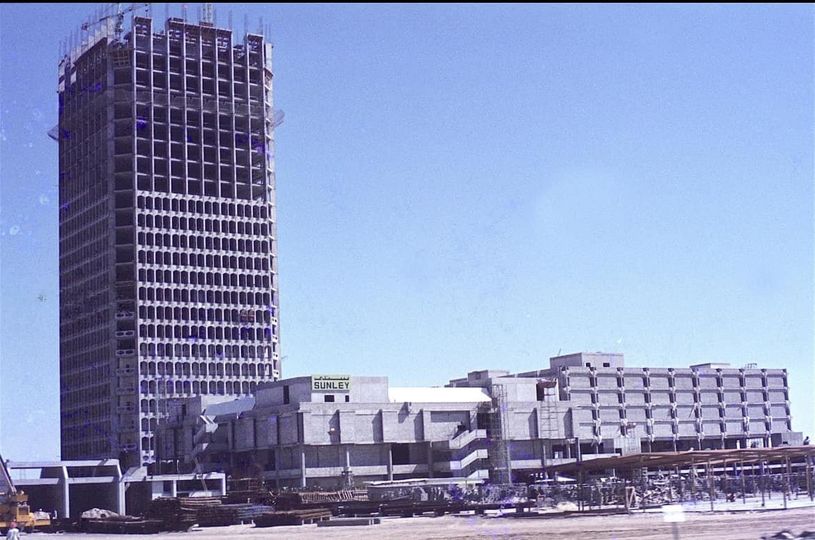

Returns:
194,503,274,526
332,499,534,518
195,504,238,527
81,516,164,534
145,497,199,531
299,490,368,504
223,488,274,505
254,508,332,527
223,477,274,505
229,503,276,522
271,491,303,510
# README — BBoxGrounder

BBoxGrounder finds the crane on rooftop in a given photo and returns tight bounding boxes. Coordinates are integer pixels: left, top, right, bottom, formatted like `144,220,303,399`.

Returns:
81,3,150,41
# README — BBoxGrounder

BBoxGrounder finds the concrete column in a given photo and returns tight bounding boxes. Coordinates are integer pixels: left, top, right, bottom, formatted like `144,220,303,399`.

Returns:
60,466,70,519
170,479,177,498
540,439,547,468
219,476,226,496
300,447,307,488
114,463,125,515
118,481,126,516
387,444,394,481
274,449,281,489
427,442,434,478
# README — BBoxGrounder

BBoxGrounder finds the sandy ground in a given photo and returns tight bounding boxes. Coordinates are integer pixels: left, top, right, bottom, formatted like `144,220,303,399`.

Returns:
32,506,815,540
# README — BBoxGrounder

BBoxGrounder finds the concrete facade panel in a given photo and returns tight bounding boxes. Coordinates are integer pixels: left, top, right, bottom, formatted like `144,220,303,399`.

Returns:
626,392,646,405
769,390,786,401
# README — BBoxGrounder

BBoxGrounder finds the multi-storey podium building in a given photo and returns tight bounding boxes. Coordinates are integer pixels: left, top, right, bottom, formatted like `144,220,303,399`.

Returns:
159,353,803,488
58,8,281,468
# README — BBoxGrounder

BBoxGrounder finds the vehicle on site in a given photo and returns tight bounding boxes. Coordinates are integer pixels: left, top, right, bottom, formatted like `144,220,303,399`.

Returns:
0,452,51,533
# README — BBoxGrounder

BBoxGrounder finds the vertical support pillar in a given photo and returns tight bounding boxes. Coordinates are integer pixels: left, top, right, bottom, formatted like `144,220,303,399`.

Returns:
623,477,630,514
690,461,696,503
707,460,714,512
387,444,394,481
61,465,70,519
300,447,306,488
219,475,226,497
767,460,772,501
783,456,790,509
578,470,584,512
783,476,788,509
344,446,352,487
540,439,547,479
274,449,281,489
806,456,813,502
740,461,746,505
427,442,434,479
506,439,513,484
118,479,127,516
170,479,177,498
114,462,125,515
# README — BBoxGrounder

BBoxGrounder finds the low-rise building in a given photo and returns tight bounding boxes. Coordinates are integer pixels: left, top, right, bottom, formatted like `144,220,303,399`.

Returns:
158,353,803,488
5,459,225,518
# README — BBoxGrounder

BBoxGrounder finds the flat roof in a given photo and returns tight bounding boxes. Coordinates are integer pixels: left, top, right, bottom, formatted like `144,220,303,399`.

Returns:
388,387,492,404
204,396,255,417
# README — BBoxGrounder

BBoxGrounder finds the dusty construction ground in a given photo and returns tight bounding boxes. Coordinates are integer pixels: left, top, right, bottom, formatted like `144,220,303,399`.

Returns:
37,506,815,539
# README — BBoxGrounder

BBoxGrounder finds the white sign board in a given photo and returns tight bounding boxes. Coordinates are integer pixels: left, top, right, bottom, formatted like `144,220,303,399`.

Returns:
661,504,686,523
311,375,351,392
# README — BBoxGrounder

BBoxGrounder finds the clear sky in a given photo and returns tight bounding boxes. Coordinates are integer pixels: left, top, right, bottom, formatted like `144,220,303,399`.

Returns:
0,4,812,461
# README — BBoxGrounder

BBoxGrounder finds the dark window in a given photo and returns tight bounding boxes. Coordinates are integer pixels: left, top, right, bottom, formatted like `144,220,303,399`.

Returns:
392,443,410,465
345,395,350,402
603,362,610,367
324,395,335,403
283,385,289,404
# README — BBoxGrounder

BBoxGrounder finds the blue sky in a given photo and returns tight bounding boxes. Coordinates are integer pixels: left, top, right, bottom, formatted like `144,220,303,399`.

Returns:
0,4,812,460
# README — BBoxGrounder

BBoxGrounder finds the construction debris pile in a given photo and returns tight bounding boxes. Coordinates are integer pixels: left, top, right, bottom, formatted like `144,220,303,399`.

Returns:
144,497,198,531
80,508,163,534
274,489,367,509
146,496,274,529
368,482,526,504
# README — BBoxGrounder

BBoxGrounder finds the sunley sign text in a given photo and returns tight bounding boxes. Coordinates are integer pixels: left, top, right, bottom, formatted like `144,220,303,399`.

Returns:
311,375,351,392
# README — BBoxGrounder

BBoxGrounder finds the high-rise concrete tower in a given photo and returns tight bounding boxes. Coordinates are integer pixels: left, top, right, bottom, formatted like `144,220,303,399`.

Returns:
58,7,281,468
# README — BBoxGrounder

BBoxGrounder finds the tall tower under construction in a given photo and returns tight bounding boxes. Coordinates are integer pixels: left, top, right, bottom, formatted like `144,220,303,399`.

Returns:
58,6,281,468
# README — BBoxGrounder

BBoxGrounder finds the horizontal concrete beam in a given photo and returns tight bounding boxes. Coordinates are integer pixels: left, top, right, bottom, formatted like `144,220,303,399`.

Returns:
14,478,61,486
8,460,120,469
68,476,118,484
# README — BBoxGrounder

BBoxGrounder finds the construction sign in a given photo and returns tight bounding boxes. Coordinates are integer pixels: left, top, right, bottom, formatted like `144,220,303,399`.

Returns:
311,375,351,392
